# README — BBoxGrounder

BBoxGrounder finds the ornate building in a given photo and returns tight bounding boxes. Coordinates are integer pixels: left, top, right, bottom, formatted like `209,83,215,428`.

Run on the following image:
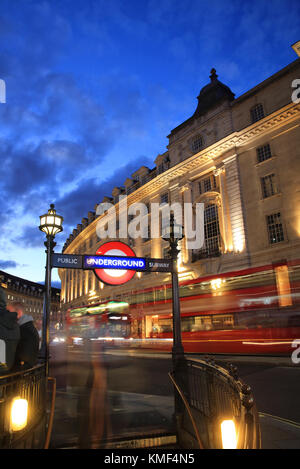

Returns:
0,270,61,325
59,56,300,340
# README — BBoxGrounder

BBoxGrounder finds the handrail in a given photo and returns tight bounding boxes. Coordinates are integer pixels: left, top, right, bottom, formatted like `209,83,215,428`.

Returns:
0,362,45,381
0,363,47,449
171,358,260,449
44,376,56,449
168,371,204,449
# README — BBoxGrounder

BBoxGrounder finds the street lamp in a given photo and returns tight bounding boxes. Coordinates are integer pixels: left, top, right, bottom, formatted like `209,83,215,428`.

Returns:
162,213,185,368
39,204,63,375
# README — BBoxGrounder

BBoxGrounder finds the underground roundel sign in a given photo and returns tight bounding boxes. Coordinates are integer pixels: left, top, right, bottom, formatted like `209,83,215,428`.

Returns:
94,241,137,286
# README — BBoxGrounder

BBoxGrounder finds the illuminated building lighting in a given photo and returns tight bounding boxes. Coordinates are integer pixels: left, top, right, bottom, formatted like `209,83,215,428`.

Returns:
87,301,129,313
178,272,194,281
221,420,237,449
275,265,292,307
234,236,244,253
10,397,28,432
177,251,186,273
210,278,226,290
232,226,245,253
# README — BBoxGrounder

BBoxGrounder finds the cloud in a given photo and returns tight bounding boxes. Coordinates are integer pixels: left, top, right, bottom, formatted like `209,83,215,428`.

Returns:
56,155,153,231
13,226,45,249
0,260,19,269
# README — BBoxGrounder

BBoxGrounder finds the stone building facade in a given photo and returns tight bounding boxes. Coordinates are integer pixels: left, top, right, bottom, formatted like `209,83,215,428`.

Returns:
59,57,300,336
0,270,61,325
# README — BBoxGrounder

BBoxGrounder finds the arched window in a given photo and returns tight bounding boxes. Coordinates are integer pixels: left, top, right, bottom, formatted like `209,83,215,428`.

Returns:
250,103,265,123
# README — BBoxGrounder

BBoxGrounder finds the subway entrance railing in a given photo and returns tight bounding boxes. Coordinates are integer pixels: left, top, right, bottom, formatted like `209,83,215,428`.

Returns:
0,363,54,449
170,357,261,449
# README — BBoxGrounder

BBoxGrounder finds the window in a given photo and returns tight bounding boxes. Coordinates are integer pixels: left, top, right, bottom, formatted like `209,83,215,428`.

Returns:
204,204,221,253
261,174,278,198
191,135,203,153
160,193,169,205
192,204,221,260
203,177,212,192
251,103,265,123
257,143,272,163
266,212,284,244
199,174,216,194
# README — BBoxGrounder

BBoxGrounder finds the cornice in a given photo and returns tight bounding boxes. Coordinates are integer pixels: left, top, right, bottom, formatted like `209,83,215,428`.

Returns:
65,101,300,254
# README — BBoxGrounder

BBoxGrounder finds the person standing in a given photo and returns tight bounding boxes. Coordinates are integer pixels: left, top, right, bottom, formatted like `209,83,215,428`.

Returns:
0,287,20,374
7,301,39,370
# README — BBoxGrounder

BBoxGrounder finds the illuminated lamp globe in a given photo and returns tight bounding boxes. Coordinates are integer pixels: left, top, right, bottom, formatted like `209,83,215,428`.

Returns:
39,204,64,237
162,218,184,242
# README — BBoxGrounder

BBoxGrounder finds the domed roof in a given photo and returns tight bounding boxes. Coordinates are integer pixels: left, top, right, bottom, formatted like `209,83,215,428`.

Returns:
193,68,235,117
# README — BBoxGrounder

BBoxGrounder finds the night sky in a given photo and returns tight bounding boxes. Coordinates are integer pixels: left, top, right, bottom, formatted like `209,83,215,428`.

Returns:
0,0,299,286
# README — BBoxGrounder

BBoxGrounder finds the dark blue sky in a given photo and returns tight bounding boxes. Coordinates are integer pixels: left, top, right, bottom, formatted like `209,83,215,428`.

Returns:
0,0,299,284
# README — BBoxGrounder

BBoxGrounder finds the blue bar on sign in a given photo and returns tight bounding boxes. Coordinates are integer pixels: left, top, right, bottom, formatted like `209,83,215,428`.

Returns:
84,255,146,271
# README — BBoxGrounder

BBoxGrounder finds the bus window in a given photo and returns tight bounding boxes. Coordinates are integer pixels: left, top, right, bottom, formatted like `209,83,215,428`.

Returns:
211,315,234,330
158,318,172,333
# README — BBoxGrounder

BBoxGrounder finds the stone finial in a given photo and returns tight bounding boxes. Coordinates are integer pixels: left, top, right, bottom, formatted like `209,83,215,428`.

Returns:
210,68,218,81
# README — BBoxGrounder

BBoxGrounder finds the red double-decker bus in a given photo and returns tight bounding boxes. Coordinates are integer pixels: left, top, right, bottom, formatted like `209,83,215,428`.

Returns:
65,260,300,355
128,260,300,355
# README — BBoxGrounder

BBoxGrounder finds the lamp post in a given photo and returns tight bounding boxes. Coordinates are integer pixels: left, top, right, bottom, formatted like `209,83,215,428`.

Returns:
162,213,185,369
39,204,63,376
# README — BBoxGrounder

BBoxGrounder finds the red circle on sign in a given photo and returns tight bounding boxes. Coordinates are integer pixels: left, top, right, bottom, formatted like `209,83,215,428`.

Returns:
94,241,137,285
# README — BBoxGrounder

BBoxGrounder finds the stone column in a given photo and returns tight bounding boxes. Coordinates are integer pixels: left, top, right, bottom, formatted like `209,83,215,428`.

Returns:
214,166,233,252
150,193,162,258
180,182,193,263
223,155,247,253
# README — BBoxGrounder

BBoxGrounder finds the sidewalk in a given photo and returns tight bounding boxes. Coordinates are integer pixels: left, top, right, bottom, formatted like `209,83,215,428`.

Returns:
50,387,300,449
50,389,175,448
259,413,300,449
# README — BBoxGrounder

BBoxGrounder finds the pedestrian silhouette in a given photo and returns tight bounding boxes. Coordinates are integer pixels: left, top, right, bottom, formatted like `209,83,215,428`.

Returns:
0,287,20,374
7,301,39,370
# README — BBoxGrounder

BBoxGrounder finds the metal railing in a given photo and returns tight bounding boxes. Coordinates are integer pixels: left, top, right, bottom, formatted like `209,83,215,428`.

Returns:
171,358,261,449
0,364,47,449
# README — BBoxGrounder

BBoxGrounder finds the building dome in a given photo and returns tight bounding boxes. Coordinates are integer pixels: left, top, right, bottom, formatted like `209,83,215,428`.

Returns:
193,68,235,117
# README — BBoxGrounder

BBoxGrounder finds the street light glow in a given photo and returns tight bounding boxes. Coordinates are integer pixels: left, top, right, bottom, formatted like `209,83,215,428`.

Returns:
39,204,64,237
221,419,237,449
10,397,28,432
